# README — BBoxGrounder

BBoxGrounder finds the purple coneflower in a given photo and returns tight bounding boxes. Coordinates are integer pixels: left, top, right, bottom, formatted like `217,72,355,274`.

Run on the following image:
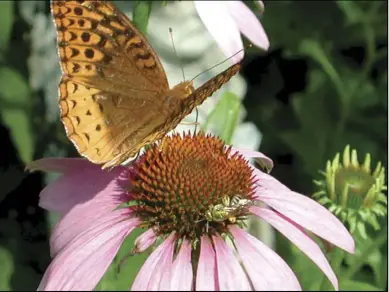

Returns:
28,132,354,290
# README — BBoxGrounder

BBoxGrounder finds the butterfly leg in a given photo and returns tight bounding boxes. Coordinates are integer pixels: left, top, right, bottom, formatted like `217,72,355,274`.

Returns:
179,121,200,126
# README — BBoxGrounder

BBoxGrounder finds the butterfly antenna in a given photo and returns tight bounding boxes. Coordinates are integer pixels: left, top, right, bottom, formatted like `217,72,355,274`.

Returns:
190,44,252,83
169,27,186,81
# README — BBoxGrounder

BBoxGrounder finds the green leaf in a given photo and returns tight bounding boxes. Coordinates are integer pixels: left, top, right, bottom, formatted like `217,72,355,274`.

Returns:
96,229,148,290
0,1,14,51
286,243,325,290
0,67,33,164
299,39,346,100
336,1,364,25
340,280,382,291
0,246,13,290
344,232,388,289
132,1,152,35
203,92,240,144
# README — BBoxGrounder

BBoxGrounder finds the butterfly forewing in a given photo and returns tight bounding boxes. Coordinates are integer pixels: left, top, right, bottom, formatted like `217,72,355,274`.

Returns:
51,0,169,93
180,63,241,118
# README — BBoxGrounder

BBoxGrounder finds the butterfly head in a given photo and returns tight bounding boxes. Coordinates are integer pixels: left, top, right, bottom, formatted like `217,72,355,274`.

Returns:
171,81,195,100
162,81,195,114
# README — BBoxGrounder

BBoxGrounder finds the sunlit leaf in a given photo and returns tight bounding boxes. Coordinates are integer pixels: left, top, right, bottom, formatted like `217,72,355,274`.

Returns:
132,1,152,35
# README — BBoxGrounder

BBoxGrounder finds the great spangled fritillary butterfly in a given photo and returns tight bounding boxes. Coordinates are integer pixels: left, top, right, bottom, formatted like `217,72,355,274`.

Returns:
51,0,241,169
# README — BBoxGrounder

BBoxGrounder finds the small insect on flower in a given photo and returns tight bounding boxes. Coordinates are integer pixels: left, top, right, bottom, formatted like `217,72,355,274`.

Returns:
203,195,254,232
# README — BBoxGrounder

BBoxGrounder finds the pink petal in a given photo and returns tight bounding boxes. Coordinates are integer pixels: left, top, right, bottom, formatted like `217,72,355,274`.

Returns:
36,159,129,214
50,206,131,257
196,236,217,291
230,146,274,173
224,1,269,51
213,235,251,290
38,217,140,290
194,1,244,63
150,243,175,291
252,167,291,194
133,228,157,254
230,225,301,291
131,232,176,291
170,239,193,290
256,190,355,253
251,207,338,290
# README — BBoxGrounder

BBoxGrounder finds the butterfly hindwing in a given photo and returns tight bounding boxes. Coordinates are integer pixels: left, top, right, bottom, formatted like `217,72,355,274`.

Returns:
59,76,165,166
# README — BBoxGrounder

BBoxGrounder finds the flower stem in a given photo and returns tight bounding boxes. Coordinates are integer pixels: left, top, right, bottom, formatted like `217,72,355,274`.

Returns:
344,226,387,280
318,247,346,291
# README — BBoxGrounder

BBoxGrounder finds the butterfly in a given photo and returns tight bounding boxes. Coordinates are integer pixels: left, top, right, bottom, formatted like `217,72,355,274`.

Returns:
51,0,241,169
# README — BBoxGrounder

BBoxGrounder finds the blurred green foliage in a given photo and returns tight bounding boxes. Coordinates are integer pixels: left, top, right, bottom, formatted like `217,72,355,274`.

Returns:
203,92,241,144
245,0,387,192
0,0,386,291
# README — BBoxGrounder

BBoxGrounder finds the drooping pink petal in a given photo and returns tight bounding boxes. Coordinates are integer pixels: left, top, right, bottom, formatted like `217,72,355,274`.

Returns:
131,232,176,291
230,225,301,291
196,235,217,291
47,168,132,256
170,239,193,290
251,207,338,290
224,1,270,51
33,158,129,214
133,228,157,254
194,1,244,63
230,146,274,173
38,216,140,291
252,167,290,194
50,206,131,257
256,190,355,253
213,235,251,290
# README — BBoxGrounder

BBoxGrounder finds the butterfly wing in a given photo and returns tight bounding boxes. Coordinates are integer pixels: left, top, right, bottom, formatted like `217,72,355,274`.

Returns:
52,0,171,167
163,63,242,132
183,63,241,115
59,77,169,168
52,0,169,93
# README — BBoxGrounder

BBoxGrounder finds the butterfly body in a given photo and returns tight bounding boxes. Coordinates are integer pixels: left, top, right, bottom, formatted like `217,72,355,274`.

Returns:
52,0,241,169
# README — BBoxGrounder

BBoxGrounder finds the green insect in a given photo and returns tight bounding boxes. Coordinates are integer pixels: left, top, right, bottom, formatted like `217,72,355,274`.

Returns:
202,195,254,232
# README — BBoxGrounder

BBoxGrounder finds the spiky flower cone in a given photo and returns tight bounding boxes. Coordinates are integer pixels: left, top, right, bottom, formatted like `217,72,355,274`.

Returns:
129,132,255,239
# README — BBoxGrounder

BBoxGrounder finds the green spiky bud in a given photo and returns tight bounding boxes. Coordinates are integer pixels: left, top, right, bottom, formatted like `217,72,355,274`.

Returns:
313,145,387,238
